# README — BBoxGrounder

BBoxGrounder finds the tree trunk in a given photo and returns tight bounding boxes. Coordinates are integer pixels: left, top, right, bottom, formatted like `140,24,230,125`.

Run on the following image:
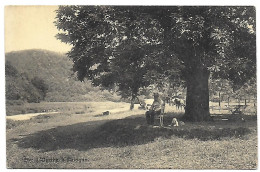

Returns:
130,95,136,110
182,67,212,122
130,88,138,110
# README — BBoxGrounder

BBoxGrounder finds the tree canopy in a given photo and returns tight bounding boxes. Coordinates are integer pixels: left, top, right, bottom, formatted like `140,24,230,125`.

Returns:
55,6,255,121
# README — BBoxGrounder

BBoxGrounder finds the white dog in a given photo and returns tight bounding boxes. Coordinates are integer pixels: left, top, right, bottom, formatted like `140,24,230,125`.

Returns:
171,118,179,126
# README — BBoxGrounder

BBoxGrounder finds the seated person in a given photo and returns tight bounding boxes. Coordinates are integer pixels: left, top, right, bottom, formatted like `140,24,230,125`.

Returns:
145,93,162,125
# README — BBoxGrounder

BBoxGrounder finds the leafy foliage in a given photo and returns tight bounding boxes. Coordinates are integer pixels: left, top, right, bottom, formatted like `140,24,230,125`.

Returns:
5,61,18,77
55,6,185,99
55,6,255,119
5,61,46,103
55,6,255,91
31,77,49,100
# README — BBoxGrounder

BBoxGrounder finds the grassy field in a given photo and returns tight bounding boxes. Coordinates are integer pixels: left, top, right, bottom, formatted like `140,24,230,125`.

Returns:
6,101,257,169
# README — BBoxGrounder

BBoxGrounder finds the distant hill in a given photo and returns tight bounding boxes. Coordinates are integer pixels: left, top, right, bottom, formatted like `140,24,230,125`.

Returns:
5,49,120,102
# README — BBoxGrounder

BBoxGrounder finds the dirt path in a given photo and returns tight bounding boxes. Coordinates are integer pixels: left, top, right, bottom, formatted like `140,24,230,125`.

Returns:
6,112,60,121
6,103,133,121
5,102,184,124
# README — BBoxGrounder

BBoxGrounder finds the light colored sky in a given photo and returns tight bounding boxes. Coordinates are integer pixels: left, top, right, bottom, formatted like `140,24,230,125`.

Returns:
5,6,72,53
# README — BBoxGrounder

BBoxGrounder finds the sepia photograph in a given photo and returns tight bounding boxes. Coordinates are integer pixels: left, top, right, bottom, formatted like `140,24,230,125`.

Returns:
4,5,257,169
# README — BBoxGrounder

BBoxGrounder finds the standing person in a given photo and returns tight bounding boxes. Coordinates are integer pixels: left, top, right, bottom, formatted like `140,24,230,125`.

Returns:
165,95,171,105
145,93,162,125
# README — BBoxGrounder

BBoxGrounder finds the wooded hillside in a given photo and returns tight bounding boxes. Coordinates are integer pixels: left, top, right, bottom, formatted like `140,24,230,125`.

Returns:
5,49,120,103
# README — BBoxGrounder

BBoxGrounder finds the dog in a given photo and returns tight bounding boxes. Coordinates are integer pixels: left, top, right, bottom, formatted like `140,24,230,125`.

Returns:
171,118,179,126
169,118,185,127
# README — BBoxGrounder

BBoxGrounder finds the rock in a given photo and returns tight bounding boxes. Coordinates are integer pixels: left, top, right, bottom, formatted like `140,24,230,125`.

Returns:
103,111,110,115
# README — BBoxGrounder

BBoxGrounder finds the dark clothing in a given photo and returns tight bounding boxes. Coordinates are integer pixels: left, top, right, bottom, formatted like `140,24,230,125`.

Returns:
145,110,161,125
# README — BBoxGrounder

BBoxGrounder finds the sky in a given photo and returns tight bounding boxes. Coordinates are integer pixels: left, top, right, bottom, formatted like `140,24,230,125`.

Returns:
3,3,258,53
5,6,72,53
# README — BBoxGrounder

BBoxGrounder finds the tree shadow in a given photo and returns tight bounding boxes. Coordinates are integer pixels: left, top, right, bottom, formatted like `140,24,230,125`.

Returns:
10,113,253,152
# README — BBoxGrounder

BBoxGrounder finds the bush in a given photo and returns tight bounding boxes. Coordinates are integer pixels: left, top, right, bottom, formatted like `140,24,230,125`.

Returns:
31,76,49,100
6,100,25,106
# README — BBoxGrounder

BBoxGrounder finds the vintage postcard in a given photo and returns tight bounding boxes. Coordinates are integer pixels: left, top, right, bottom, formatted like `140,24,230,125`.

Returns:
5,5,257,169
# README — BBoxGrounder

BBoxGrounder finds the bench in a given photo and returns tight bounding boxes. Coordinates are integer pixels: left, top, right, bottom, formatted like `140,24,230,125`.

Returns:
225,105,248,115
155,114,164,127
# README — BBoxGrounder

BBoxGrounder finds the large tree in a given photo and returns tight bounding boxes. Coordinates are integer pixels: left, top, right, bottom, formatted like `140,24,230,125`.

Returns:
55,6,182,109
144,6,255,121
55,6,255,121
